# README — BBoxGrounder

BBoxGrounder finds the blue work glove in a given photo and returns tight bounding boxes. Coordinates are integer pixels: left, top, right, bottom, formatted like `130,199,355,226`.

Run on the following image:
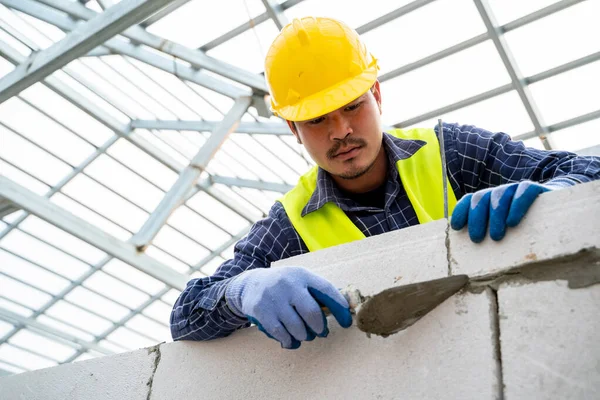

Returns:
451,181,552,243
225,266,353,349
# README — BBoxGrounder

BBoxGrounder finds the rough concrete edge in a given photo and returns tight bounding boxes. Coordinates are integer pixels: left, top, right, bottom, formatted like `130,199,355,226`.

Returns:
145,343,163,400
486,286,504,400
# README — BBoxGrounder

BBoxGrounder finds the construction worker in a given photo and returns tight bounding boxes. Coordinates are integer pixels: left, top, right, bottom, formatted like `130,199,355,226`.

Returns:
171,17,600,349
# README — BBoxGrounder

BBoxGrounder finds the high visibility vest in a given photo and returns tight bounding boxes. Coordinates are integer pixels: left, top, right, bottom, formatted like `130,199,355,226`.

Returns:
279,128,457,252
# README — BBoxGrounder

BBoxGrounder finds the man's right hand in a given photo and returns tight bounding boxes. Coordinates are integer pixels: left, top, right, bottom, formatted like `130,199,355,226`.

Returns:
225,266,353,349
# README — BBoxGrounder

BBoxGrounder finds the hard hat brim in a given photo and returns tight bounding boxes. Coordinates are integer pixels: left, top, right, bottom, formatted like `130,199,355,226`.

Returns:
273,64,379,122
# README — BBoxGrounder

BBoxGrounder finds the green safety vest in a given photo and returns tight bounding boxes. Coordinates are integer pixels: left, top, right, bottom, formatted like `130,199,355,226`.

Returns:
279,128,457,252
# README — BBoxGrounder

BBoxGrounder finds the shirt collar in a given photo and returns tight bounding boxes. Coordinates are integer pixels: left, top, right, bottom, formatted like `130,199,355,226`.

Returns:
301,132,425,216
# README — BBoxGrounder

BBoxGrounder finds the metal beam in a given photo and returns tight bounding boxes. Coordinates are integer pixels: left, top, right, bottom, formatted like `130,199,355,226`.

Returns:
379,0,584,83
132,96,252,250
515,108,600,141
473,0,551,149
131,119,290,135
356,0,436,35
0,176,189,290
35,0,268,93
0,0,249,99
394,50,600,129
199,0,304,51
141,0,192,26
0,0,174,104
261,0,289,31
211,176,293,193
0,307,114,355
0,198,19,219
0,39,260,225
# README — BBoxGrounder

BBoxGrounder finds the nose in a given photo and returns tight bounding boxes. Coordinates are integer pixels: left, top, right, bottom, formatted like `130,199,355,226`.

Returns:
328,113,353,141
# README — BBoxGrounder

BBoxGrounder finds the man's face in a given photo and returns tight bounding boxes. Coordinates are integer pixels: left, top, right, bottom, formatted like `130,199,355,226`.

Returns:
288,81,383,180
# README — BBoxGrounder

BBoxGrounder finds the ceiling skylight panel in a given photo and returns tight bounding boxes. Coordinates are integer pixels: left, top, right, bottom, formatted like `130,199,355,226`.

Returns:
132,129,190,166
212,184,266,216
529,60,600,126
199,256,226,276
0,125,73,187
382,41,511,124
125,314,170,342
35,315,96,343
18,217,106,265
0,248,70,295
145,246,190,274
219,139,284,183
60,174,150,233
0,296,34,318
14,10,66,44
161,289,181,307
152,129,202,159
103,259,166,295
0,229,90,280
97,340,129,354
211,146,262,180
147,0,266,48
185,81,235,116
49,193,132,242
0,6,54,50
44,300,114,336
10,330,75,362
0,360,24,374
231,187,278,214
142,305,172,332
80,58,177,120
106,138,179,192
362,0,486,75
284,0,414,28
106,326,157,350
51,70,130,124
0,344,56,371
0,28,32,58
0,321,13,337
252,135,310,176
504,1,600,77
185,191,250,233
83,271,150,310
168,206,233,251
0,275,51,311
404,91,534,135
206,19,279,74
0,98,95,165
230,134,300,184
152,225,210,265
64,60,155,120
550,119,600,153
0,160,50,196
488,0,565,26
19,83,114,147
63,287,131,321
84,155,166,212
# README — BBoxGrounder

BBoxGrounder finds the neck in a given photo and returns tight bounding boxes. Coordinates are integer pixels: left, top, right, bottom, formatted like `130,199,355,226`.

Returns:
332,145,388,193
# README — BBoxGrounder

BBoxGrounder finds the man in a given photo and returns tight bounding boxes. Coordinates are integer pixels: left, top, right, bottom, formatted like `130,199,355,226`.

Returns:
171,17,600,349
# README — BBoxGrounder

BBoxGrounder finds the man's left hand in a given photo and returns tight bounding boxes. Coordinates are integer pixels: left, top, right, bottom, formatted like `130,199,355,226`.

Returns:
450,181,552,243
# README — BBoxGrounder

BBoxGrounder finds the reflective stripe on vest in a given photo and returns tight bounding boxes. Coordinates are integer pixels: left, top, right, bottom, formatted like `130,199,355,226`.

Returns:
279,128,457,252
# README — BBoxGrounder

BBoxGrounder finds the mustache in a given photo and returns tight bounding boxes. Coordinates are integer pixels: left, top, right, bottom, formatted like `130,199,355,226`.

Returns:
326,137,367,160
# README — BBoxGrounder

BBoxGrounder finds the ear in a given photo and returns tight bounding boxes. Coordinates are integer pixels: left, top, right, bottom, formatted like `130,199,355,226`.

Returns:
371,80,382,114
286,120,302,144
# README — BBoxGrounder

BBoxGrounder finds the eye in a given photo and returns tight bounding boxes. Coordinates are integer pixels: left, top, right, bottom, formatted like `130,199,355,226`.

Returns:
308,116,325,125
345,102,362,111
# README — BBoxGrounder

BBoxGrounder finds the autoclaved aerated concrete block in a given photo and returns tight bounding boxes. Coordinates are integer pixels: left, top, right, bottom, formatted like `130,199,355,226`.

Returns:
499,280,600,399
450,181,600,278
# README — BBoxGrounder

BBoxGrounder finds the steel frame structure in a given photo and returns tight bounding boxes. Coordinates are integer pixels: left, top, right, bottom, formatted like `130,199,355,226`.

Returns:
0,0,598,374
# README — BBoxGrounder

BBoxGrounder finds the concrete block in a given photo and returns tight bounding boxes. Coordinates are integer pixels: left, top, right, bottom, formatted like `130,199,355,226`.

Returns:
274,219,449,296
451,181,600,278
499,280,600,399
0,345,158,400
152,290,499,400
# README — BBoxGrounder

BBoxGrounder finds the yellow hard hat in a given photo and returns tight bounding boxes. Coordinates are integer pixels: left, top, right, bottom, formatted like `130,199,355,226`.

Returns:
264,17,379,121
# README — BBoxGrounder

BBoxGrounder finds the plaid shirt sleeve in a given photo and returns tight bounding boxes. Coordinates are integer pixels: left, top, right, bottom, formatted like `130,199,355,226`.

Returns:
437,123,600,195
170,201,306,341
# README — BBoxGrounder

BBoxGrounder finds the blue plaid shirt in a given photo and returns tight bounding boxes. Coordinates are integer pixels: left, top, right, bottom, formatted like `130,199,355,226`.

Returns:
171,123,600,341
